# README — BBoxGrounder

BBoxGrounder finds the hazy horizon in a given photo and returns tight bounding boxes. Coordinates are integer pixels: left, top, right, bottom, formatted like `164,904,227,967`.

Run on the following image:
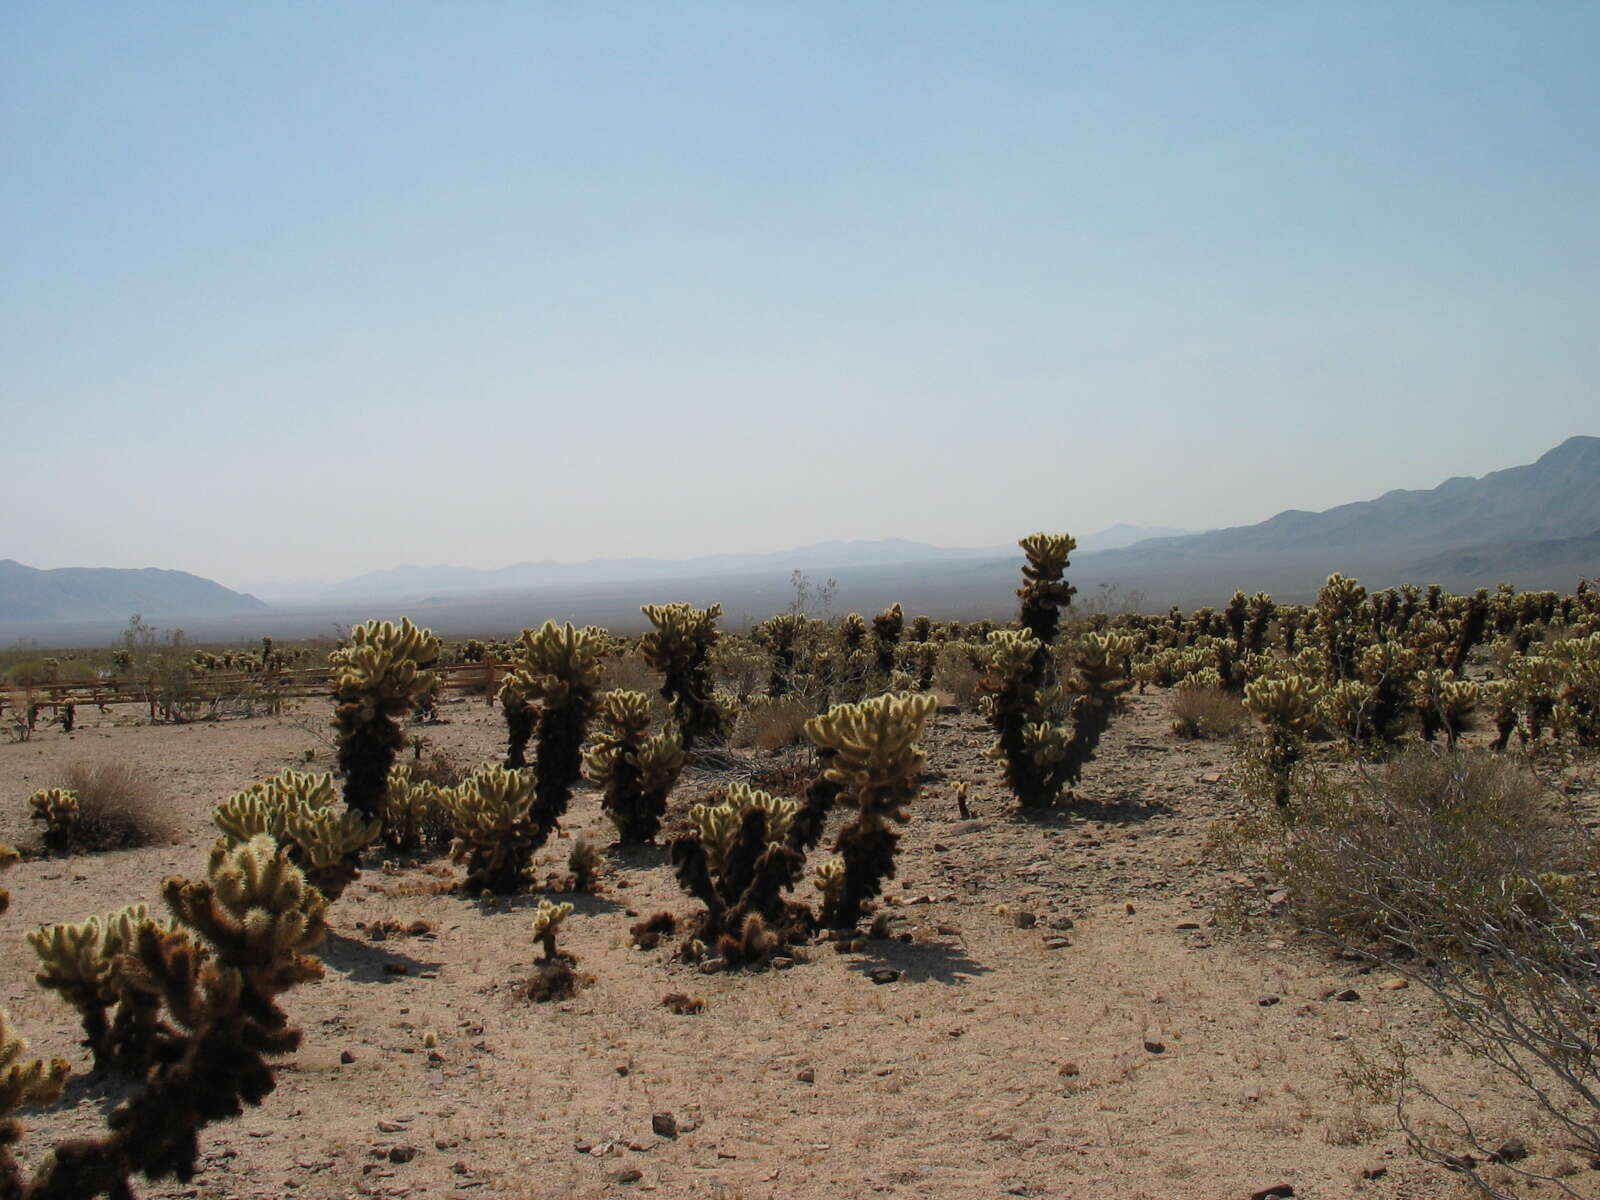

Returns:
6,4,1596,594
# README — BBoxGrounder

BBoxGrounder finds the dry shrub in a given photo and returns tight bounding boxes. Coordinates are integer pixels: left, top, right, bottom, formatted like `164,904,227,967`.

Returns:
933,644,983,708
598,650,659,696
55,761,180,851
1169,684,1248,740
1235,748,1600,1192
406,745,470,791
730,696,811,751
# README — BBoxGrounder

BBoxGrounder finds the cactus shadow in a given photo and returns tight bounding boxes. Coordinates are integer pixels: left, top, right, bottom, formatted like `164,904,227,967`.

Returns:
843,939,990,985
319,931,445,983
58,1069,140,1115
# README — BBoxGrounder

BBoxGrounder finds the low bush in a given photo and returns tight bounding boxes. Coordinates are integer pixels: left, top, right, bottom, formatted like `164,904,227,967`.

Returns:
53,762,180,851
729,696,812,751
1169,683,1248,740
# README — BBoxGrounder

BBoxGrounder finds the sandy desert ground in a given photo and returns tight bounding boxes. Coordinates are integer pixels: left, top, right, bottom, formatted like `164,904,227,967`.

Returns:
1,688,1590,1200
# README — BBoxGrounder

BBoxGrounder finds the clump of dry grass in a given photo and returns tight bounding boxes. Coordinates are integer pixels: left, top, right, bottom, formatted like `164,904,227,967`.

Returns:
54,761,180,851
730,696,812,751
932,644,984,708
1169,684,1248,740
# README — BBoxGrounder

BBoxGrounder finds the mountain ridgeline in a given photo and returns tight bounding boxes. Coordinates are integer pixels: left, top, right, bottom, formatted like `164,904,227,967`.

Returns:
0,560,266,623
0,437,1593,641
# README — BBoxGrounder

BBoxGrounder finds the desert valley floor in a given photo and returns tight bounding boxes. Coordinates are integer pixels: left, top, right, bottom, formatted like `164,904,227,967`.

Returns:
1,690,1587,1200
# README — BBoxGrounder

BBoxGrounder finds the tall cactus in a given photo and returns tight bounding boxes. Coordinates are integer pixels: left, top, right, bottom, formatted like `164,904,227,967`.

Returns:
330,618,441,820
1017,533,1077,647
807,692,938,929
498,622,605,842
640,603,727,750
583,689,685,843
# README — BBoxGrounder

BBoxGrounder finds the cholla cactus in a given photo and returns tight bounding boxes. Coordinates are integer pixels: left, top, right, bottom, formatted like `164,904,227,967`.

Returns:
1315,574,1368,681
0,1006,70,1190
529,898,574,961
1413,669,1479,749
330,618,441,820
381,764,450,854
981,629,1133,810
28,904,168,1072
757,613,806,698
1017,533,1077,646
213,770,381,901
443,764,540,894
28,788,79,854
498,622,605,844
1244,593,1276,654
640,603,728,750
16,835,325,1196
670,783,806,965
1319,678,1374,743
566,838,604,892
872,603,904,676
1243,674,1319,810
805,692,938,929
582,689,685,843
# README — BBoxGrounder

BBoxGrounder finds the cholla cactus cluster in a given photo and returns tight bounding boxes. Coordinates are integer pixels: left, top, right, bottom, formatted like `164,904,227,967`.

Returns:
3,834,326,1197
670,783,805,965
212,769,381,901
1016,533,1077,645
443,763,541,894
582,689,685,843
29,904,167,1072
330,618,441,820
807,692,938,929
497,622,605,845
640,603,728,750
28,788,79,853
381,763,452,854
1242,674,1320,809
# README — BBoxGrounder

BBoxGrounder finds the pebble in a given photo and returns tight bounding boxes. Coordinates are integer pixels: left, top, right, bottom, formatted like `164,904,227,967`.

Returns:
1012,911,1037,929
1333,988,1361,1002
651,1113,677,1139
1257,994,1280,1007
868,967,901,984
387,1146,418,1164
796,1068,815,1083
1142,1040,1166,1054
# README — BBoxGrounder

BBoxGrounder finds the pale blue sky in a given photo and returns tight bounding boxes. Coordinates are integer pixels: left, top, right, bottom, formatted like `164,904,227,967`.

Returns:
4,3,1596,591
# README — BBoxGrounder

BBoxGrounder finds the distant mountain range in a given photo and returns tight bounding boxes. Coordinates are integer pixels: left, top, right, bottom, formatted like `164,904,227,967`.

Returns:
0,560,265,624
1078,435,1600,600
2,437,1594,643
278,524,1195,603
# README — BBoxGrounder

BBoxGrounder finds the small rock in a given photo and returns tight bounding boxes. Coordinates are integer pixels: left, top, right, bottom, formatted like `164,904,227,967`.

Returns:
1124,902,1136,915
651,1113,677,1139
377,1121,408,1133
1489,1137,1528,1164
613,1166,643,1184
1334,988,1361,1002
771,956,794,970
796,1068,815,1083
1257,994,1280,1007
574,1140,593,1154
698,958,725,975
1381,977,1409,991
868,968,901,985
1058,1062,1079,1077
1359,1166,1387,1180
1043,936,1072,950
387,1146,418,1164
1200,771,1223,784
1266,890,1289,907
1012,911,1037,929
1249,1187,1293,1200
340,1050,356,1064
1143,1040,1165,1054
1049,917,1075,931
